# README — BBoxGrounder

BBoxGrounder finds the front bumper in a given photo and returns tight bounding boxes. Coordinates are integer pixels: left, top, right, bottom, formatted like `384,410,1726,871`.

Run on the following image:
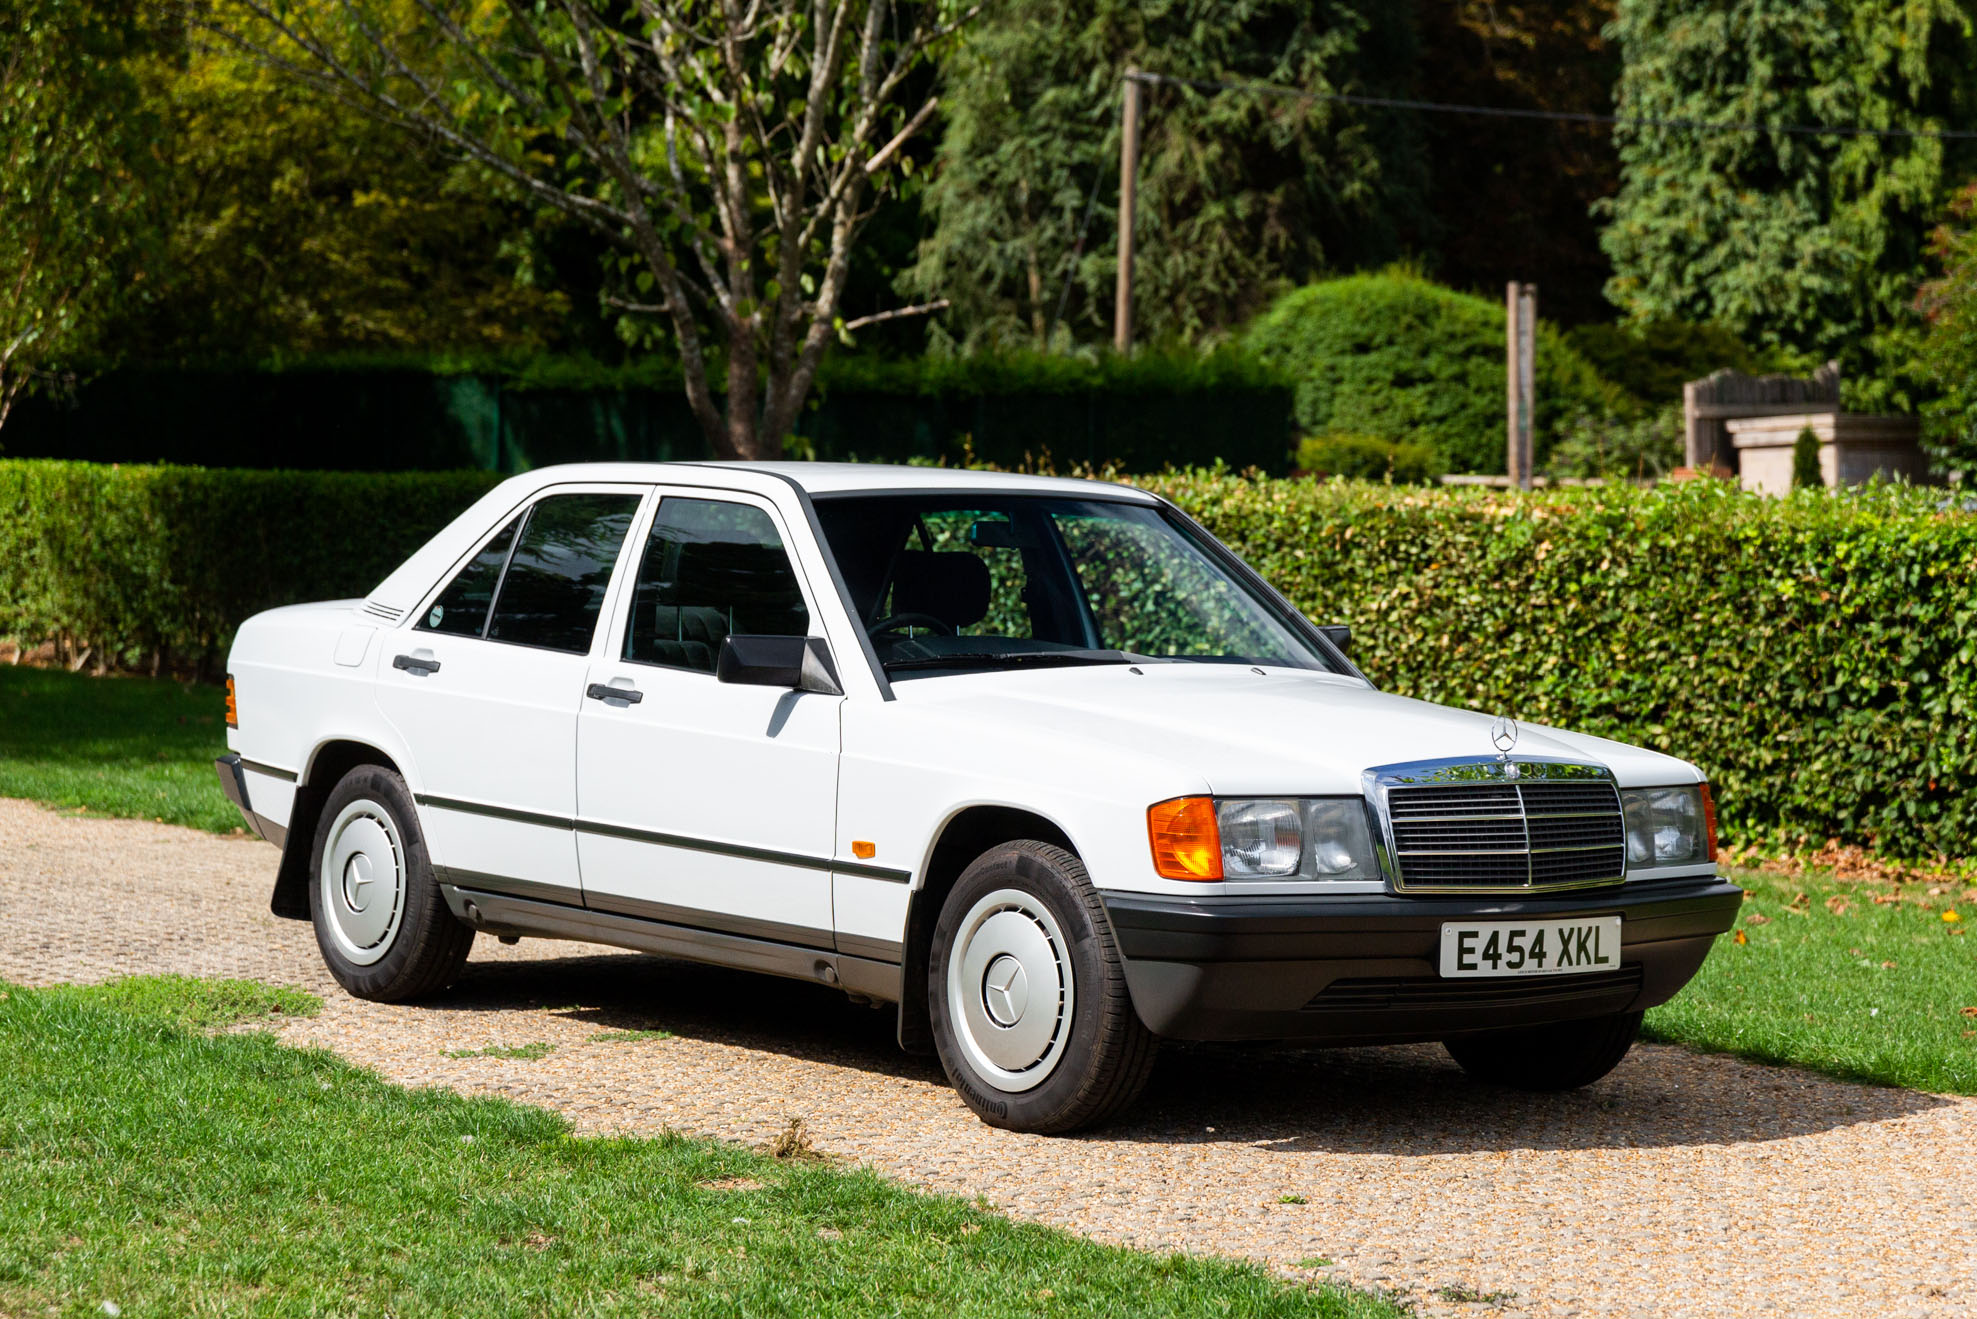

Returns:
214,753,283,845
1102,876,1742,1043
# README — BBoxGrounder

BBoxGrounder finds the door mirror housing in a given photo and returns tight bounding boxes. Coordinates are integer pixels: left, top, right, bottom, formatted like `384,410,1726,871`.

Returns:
1318,624,1351,656
716,635,843,695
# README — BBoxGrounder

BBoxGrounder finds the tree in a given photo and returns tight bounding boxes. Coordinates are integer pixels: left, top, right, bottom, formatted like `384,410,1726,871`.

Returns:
206,0,970,460
1409,1,1622,327
0,0,160,432
1600,0,1977,397
107,36,589,364
901,0,1425,351
1916,180,1977,476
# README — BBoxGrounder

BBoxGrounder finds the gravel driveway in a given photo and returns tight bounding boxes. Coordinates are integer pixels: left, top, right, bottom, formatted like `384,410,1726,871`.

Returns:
3,797,1972,1319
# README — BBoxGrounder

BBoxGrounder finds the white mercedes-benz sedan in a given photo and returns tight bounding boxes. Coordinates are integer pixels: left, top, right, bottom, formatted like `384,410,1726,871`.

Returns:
217,462,1740,1132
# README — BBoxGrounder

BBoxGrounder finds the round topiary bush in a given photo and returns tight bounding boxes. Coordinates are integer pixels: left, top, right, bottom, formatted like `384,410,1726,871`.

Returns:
1244,270,1625,474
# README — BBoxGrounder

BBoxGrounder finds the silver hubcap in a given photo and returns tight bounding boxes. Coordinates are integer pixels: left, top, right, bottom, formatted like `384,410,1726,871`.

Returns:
946,888,1074,1092
320,799,407,965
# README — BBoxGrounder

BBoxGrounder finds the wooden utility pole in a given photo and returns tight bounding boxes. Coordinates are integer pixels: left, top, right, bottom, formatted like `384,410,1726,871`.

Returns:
1114,68,1142,355
1506,281,1537,489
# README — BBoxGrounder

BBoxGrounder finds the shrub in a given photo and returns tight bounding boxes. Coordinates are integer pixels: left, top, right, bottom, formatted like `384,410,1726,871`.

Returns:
1294,434,1442,484
1132,470,1977,861
1243,270,1625,474
0,461,500,672
1546,408,1684,480
1792,427,1824,489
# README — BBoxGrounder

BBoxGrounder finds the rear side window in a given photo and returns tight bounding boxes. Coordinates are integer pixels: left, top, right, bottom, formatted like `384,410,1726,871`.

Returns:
483,493,641,653
418,514,520,638
623,498,810,673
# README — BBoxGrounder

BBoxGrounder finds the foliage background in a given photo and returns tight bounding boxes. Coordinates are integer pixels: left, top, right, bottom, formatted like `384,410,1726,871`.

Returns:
901,0,1426,349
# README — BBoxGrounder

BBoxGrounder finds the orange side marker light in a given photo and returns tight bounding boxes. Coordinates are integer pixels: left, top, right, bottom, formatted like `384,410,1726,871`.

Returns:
851,841,876,860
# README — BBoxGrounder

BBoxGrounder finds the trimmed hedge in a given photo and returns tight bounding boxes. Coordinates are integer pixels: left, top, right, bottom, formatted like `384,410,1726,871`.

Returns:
7,459,1975,859
1244,271,1624,474
0,461,500,671
1133,471,1977,860
1,349,1293,476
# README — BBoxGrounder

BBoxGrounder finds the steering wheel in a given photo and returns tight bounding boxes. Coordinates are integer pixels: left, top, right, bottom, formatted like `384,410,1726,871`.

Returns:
870,611,956,639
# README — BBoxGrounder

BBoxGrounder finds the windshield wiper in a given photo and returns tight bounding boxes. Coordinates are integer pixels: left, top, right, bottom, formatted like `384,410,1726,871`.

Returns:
881,649,1139,673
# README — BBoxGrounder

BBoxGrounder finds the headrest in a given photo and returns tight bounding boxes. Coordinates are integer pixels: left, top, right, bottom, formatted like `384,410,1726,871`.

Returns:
891,550,991,629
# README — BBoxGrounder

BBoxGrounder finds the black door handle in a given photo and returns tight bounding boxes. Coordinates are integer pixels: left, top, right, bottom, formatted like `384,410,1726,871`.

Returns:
586,682,643,705
393,654,441,676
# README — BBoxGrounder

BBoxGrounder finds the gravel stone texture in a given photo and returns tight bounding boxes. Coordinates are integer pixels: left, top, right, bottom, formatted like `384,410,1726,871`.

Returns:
3,797,1973,1318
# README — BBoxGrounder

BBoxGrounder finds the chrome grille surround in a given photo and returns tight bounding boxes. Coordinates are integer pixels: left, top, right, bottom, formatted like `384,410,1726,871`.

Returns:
1364,757,1626,894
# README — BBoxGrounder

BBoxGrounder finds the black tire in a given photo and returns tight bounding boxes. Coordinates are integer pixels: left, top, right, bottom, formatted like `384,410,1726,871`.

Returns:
1443,1010,1643,1091
308,764,472,1002
928,840,1157,1134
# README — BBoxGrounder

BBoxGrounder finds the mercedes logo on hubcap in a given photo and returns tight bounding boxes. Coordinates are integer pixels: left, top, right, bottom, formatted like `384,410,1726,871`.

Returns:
343,853,376,912
982,954,1029,1027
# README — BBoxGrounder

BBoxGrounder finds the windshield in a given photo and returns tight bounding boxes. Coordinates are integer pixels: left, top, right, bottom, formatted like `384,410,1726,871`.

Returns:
810,493,1345,679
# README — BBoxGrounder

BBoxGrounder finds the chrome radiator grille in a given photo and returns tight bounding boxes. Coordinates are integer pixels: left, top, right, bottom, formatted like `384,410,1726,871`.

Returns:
1385,777,1626,892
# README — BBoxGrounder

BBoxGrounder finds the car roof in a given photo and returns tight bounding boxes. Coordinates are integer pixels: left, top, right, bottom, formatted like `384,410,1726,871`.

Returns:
500,460,1162,500
363,462,1161,621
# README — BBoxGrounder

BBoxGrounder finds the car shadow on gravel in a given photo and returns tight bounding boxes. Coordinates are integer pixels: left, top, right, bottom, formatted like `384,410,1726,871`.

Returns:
1114,1039,1953,1154
438,948,946,1084
429,948,1950,1151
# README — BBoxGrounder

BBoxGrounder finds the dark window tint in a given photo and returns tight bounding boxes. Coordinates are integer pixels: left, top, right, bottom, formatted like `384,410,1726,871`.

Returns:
417,514,520,638
485,493,641,653
624,499,809,672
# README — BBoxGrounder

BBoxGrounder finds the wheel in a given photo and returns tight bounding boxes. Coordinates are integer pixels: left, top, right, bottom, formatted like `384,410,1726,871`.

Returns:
928,840,1157,1134
309,764,472,1001
1443,1010,1643,1091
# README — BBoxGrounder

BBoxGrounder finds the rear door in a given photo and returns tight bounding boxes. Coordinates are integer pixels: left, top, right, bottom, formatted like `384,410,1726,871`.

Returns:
574,489,842,950
378,485,647,899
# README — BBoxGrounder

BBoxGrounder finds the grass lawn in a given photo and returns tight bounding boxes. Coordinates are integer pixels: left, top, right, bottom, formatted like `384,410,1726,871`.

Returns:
1645,863,1977,1094
0,976,1396,1318
0,665,235,832
5,665,1976,1097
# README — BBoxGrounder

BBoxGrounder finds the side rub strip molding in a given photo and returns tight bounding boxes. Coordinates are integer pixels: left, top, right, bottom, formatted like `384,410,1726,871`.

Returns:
415,793,913,884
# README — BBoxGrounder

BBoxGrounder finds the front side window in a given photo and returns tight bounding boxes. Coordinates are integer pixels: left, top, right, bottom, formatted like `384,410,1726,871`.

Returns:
623,498,810,673
812,494,1340,678
481,492,642,653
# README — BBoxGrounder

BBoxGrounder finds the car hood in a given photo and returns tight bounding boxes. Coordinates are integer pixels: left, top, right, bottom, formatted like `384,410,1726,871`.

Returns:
891,664,1701,795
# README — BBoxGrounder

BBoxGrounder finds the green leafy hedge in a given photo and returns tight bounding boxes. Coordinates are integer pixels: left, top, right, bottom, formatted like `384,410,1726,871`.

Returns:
1133,471,1977,859
7,459,1974,859
1245,271,1625,474
0,461,500,671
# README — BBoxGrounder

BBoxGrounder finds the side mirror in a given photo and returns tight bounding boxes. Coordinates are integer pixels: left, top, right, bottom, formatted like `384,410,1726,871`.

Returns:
1318,624,1351,656
716,635,843,695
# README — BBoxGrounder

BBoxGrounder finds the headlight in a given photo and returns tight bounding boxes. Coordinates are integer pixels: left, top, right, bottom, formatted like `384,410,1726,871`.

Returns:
1217,799,1301,877
1621,785,1716,868
1148,796,1377,881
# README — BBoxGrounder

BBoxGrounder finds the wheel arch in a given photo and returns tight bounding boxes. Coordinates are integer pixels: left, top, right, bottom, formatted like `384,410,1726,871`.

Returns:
270,738,408,921
895,803,1080,1053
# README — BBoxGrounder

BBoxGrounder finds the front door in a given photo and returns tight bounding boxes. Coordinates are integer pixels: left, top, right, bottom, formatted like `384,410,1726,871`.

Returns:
575,491,841,951
378,486,646,898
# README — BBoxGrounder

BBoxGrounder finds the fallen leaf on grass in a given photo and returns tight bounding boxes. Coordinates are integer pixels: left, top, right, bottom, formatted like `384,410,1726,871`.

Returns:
1881,961,1898,970
697,1178,764,1192
1745,913,1771,925
1873,893,1901,905
1944,910,1963,923
1825,895,1853,916
1960,1007,1977,1019
1733,929,1749,946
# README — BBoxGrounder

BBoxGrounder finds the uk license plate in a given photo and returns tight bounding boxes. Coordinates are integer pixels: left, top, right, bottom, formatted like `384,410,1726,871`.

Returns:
1438,916,1622,978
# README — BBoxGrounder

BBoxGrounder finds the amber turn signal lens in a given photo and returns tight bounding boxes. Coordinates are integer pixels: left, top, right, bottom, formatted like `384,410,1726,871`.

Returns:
1700,782,1718,861
1148,796,1223,881
851,840,876,860
224,675,238,730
